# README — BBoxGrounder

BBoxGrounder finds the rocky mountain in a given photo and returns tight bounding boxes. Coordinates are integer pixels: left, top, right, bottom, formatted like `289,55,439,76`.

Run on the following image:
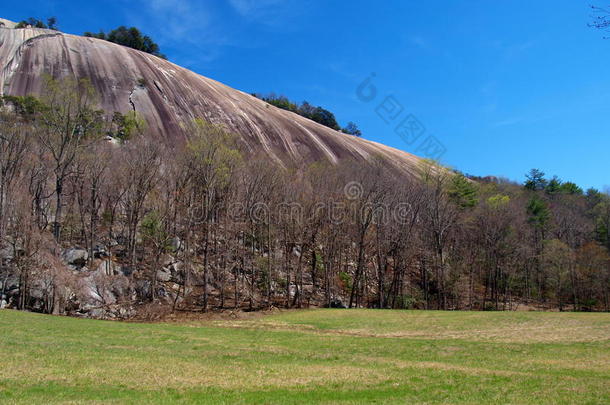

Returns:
0,20,423,172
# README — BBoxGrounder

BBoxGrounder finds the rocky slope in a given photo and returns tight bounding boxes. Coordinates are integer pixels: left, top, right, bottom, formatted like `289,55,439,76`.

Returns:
0,21,423,172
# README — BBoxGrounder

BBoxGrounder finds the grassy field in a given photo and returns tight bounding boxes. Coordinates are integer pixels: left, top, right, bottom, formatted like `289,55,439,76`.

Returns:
0,309,608,404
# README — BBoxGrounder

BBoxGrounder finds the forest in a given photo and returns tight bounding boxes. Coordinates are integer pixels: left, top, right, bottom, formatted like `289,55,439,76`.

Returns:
0,77,608,318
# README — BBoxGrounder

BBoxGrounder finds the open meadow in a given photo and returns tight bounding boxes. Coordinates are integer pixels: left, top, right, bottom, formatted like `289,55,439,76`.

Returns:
0,309,608,404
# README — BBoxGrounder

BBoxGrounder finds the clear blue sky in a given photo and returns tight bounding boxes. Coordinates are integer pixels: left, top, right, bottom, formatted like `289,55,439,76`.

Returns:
3,0,609,190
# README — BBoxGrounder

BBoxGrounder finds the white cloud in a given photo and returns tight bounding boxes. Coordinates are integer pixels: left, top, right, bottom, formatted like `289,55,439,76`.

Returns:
146,0,213,39
126,0,232,65
125,0,305,65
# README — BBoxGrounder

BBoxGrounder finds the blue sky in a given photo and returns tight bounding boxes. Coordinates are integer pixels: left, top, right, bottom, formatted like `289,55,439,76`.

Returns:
3,0,609,190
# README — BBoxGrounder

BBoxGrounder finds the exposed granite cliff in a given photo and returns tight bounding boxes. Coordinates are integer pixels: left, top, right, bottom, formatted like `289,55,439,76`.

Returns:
0,22,422,172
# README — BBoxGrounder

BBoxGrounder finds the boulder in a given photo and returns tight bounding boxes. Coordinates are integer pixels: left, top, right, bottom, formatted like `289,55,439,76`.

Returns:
93,244,109,258
329,298,346,309
156,268,171,282
157,285,168,298
88,307,106,318
117,306,136,318
62,248,88,267
162,255,176,267
292,246,302,258
134,279,151,300
170,237,183,252
81,274,116,305
0,274,19,294
0,240,24,262
0,246,14,261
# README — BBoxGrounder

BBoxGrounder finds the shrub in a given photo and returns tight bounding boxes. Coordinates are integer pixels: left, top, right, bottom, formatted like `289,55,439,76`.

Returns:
1,95,47,117
15,17,58,30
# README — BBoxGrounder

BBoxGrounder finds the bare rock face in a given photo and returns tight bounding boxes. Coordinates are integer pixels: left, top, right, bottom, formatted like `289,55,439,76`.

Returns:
0,18,16,29
0,24,423,172
61,248,89,268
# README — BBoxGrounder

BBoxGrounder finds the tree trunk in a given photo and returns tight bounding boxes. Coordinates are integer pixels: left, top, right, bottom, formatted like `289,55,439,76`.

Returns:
53,177,63,241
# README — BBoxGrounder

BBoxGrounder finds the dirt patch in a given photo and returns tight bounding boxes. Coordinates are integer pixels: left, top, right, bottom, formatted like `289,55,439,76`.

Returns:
129,304,290,324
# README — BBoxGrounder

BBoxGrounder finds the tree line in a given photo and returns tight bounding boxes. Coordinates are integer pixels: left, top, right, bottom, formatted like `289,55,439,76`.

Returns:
0,77,608,316
84,26,166,59
14,17,58,30
253,93,362,136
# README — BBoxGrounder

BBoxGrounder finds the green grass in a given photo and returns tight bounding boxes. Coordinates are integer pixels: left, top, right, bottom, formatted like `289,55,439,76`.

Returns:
0,309,608,404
